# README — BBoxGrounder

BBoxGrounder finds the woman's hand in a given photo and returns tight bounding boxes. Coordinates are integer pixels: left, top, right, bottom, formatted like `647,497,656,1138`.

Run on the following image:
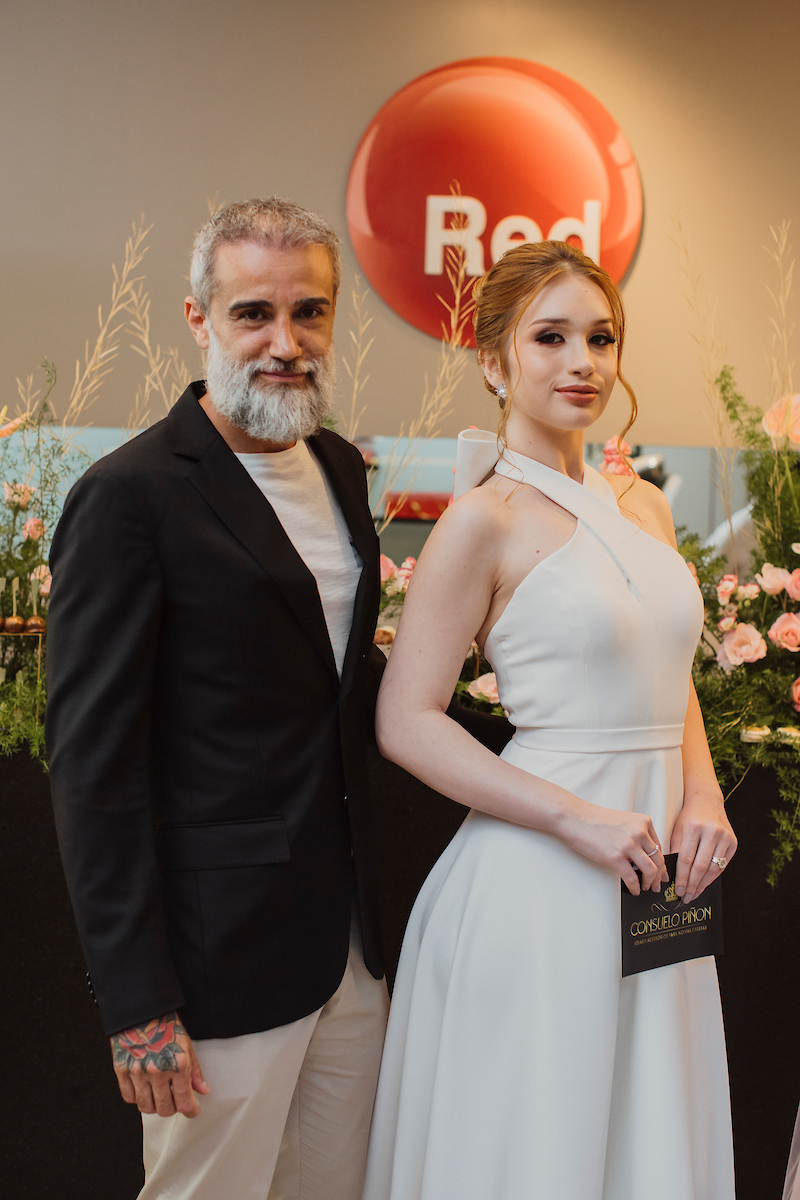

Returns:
558,804,669,894
670,792,737,904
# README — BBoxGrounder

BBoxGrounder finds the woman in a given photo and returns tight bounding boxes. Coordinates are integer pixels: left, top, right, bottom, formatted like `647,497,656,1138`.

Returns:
362,241,736,1199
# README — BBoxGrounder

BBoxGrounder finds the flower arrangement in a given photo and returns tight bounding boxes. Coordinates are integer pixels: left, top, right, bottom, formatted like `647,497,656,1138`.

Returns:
686,376,800,884
379,554,417,614
0,370,89,760
0,220,190,764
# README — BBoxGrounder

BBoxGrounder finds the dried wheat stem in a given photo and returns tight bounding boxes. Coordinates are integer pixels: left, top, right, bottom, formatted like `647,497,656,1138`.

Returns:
340,278,374,443
60,218,152,429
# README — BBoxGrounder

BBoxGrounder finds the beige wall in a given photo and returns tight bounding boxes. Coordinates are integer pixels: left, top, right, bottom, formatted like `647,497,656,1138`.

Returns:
1,0,798,445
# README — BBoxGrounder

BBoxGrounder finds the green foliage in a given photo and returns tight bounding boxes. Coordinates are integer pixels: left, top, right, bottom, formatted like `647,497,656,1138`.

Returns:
688,366,800,884
675,525,726,605
0,670,47,763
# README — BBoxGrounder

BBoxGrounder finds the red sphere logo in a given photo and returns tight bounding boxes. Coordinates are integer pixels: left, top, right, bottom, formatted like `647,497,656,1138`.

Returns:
347,58,643,343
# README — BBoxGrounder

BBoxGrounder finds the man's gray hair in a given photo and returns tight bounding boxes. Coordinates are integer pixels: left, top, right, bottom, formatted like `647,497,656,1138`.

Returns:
189,197,341,315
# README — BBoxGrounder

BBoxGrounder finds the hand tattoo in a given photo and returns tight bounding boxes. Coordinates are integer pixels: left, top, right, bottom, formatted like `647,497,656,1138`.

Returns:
111,1012,186,1072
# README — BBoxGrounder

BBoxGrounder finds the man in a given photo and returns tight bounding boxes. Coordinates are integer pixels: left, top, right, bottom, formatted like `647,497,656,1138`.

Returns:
46,198,389,1199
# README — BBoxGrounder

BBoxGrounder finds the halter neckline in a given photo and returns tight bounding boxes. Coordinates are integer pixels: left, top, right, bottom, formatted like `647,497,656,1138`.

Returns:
494,446,643,601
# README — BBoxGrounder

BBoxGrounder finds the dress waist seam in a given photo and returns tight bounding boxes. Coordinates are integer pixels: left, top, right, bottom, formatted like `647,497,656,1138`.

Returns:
512,723,685,753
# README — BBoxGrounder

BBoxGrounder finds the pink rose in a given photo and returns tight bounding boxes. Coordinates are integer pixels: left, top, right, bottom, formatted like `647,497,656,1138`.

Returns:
717,622,768,670
599,457,634,476
793,543,800,555
395,557,416,591
736,582,760,601
30,564,51,596
792,678,800,712
22,517,44,541
755,563,792,595
467,672,499,704
718,617,737,632
379,554,397,583
599,436,635,476
762,393,800,447
602,436,632,458
785,569,800,602
769,611,800,651
3,482,35,509
716,574,738,604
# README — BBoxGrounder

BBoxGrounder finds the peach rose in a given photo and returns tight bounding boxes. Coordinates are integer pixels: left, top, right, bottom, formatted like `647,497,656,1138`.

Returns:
762,393,800,447
22,517,44,541
717,622,768,670
599,437,635,476
736,582,760,601
769,611,800,651
602,436,632,458
686,561,699,583
599,457,635,476
716,574,738,604
30,564,51,596
467,672,499,704
395,557,416,591
3,482,35,509
786,570,800,602
0,415,25,440
379,554,397,583
793,543,800,555
755,563,792,595
792,678,800,712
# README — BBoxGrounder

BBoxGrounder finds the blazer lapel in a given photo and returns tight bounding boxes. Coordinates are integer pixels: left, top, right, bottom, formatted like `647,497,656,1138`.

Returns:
169,386,338,679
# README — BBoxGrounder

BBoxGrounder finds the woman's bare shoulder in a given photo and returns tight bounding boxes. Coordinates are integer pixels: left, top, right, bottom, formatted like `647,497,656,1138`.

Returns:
429,477,515,552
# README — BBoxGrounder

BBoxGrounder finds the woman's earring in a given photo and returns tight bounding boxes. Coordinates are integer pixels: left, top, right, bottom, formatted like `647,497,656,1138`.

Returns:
495,383,508,400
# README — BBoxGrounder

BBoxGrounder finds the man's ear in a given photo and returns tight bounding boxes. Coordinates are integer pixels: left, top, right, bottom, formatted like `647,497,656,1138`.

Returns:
185,297,210,350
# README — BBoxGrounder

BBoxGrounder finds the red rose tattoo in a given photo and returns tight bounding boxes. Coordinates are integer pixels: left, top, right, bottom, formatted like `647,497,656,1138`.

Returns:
111,1013,186,1072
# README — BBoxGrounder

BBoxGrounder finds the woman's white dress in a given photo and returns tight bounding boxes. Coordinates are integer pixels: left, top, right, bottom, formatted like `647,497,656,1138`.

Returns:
362,446,735,1200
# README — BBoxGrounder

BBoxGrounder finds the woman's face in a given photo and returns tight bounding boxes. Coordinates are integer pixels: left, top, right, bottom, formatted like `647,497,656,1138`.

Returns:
485,273,618,437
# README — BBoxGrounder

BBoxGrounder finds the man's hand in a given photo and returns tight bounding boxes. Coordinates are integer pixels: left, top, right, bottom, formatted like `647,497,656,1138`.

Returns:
111,1012,210,1118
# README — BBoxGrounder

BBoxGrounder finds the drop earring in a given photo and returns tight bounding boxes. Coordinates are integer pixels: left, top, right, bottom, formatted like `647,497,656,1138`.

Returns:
495,383,508,401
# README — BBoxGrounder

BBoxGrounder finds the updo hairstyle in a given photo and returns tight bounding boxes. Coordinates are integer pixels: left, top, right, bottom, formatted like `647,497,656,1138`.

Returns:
472,240,637,451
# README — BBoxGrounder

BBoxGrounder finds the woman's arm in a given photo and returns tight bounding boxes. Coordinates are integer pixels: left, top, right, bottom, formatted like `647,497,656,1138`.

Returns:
615,474,738,901
377,490,667,894
670,682,738,902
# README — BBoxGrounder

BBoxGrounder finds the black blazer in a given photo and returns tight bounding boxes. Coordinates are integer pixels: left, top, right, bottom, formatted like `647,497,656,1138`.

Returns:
46,383,384,1039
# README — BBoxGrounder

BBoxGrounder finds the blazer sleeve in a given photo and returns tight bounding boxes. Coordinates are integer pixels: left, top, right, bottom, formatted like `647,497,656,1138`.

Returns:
46,468,186,1035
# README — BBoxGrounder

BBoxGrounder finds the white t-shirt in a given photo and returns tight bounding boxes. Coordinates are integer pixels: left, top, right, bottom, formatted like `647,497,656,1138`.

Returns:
234,440,363,677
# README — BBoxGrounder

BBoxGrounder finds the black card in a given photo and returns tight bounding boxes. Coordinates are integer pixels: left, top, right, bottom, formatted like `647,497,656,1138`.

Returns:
621,852,723,978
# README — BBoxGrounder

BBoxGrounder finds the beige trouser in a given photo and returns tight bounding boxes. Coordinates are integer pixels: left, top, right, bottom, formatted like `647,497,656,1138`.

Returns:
139,925,389,1200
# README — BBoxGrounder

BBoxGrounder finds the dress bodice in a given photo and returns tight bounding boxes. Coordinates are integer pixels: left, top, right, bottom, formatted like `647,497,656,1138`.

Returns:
481,448,704,752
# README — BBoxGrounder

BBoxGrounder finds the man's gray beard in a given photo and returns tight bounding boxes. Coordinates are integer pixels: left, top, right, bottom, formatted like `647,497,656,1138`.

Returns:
205,329,335,444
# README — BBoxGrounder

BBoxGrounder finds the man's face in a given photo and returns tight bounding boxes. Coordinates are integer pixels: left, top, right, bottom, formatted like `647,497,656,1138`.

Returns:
186,241,338,445
198,240,336,368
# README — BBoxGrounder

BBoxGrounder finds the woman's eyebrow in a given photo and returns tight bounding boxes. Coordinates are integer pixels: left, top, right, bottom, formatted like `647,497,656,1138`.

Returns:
530,316,613,326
